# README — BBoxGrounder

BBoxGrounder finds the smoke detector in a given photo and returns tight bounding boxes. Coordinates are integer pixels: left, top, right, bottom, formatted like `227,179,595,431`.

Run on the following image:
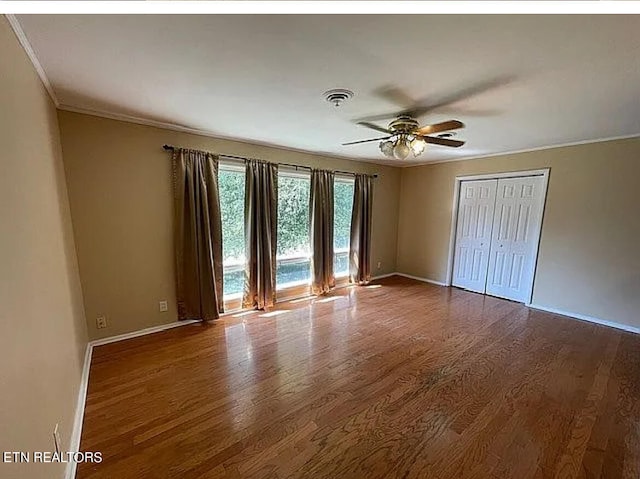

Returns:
323,89,354,107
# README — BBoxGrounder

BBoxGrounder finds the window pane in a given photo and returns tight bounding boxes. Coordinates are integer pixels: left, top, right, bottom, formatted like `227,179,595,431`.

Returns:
219,168,245,296
276,174,311,288
334,179,354,276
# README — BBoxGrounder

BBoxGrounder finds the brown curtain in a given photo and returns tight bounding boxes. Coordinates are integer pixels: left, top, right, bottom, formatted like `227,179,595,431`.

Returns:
349,174,373,285
172,148,223,320
310,169,335,295
243,159,278,310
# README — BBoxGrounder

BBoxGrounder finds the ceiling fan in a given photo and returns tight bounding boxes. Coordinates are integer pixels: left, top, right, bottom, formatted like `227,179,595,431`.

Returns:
343,115,465,160
341,77,516,160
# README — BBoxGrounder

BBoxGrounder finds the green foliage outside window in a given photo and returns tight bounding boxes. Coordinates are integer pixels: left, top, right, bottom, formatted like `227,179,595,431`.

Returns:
277,175,311,257
219,169,355,292
334,180,354,250
219,169,245,262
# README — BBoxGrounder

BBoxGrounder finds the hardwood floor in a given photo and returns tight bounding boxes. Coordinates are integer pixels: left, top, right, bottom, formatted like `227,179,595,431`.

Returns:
77,276,640,479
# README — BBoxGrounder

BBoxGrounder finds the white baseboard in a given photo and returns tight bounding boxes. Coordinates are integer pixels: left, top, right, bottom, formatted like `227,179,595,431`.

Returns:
90,319,200,347
393,272,448,287
370,272,397,281
62,284,636,479
526,303,640,335
65,344,93,479
377,273,639,336
65,319,200,478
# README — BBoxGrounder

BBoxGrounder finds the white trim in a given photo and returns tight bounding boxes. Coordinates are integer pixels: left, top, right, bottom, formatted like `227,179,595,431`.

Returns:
58,103,640,170
395,272,447,287
445,168,550,305
335,174,356,184
64,344,92,479
5,14,59,107
64,319,199,478
370,272,396,281
277,289,313,304
59,106,640,171
54,279,638,479
527,303,640,336
90,319,200,347
61,273,417,479
277,165,312,179
454,168,550,182
445,180,462,287
57,104,386,166
218,160,245,173
7,13,639,169
403,133,640,168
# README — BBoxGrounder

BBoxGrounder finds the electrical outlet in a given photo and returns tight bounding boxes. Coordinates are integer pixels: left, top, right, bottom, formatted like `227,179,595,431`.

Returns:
159,300,168,312
96,315,107,329
377,261,382,270
53,424,61,454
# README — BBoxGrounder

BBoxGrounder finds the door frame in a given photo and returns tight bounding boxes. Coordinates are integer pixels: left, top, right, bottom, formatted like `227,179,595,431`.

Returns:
445,168,550,304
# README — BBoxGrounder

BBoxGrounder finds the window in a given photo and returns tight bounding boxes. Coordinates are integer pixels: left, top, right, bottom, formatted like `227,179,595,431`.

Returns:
219,165,245,299
276,171,311,289
334,177,354,277
219,166,353,301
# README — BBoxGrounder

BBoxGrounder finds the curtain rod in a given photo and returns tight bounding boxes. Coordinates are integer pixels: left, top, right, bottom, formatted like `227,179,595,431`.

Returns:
162,144,378,178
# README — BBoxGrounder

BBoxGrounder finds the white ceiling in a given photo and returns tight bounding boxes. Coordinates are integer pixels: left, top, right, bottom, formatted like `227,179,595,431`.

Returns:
16,15,640,165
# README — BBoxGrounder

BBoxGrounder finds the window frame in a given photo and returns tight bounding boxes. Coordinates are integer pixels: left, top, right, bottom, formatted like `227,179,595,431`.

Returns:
218,160,246,312
217,165,357,311
275,168,312,298
333,175,355,283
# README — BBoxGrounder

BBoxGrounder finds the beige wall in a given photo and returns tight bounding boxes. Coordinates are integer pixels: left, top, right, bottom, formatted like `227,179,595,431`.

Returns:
0,17,88,479
397,137,640,329
57,111,401,340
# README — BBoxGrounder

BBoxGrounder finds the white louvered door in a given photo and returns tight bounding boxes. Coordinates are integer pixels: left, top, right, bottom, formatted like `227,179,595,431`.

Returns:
451,179,497,293
485,176,545,302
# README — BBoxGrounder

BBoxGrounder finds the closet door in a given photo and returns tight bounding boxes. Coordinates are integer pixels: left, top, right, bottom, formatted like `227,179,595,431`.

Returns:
452,179,497,293
486,176,545,302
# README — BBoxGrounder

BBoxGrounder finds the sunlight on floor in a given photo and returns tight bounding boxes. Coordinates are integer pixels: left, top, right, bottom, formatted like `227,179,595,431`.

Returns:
231,310,258,318
259,310,292,318
288,296,313,304
315,295,346,303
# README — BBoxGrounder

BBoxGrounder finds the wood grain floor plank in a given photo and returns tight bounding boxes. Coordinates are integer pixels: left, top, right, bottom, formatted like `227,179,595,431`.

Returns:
77,277,640,479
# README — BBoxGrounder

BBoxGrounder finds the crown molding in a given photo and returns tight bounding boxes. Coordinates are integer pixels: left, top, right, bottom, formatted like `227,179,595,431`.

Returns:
8,13,639,169
55,103,640,170
6,13,387,167
5,14,59,107
57,103,397,167
402,133,640,168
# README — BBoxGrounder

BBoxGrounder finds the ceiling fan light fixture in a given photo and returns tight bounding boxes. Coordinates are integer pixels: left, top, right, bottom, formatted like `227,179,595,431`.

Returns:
393,139,411,161
360,118,464,160
380,140,395,157
410,137,426,156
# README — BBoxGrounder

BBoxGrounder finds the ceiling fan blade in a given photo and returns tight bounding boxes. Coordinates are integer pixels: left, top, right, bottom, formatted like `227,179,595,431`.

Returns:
356,76,515,123
432,107,502,117
355,111,406,122
422,136,465,148
342,136,391,146
416,120,464,136
357,122,392,135
374,85,416,108
408,76,516,118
